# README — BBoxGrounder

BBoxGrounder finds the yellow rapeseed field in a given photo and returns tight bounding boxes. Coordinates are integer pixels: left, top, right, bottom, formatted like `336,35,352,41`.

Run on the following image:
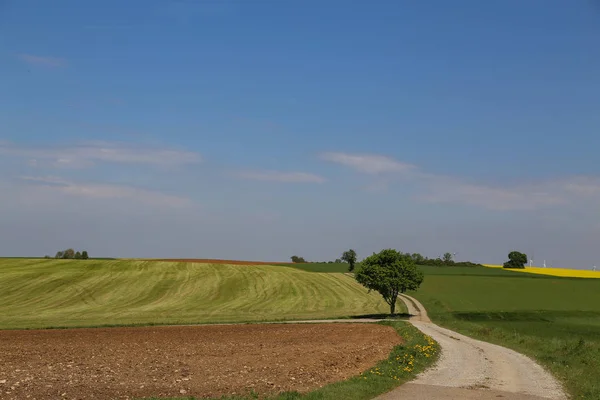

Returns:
484,264,600,278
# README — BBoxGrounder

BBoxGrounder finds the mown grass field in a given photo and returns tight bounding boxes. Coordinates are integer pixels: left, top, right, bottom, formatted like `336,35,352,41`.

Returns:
0,259,393,330
412,265,600,399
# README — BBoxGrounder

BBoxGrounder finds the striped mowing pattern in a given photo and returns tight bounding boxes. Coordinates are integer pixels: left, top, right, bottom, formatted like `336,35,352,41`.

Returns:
0,259,389,329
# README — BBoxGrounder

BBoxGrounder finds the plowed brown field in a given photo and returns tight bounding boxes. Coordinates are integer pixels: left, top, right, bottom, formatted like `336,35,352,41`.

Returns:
0,323,401,400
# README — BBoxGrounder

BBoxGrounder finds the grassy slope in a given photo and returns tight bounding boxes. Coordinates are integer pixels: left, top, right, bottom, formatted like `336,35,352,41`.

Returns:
413,265,600,399
0,259,392,330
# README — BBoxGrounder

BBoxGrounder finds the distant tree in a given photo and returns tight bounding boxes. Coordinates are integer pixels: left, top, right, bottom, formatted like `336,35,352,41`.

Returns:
341,249,357,272
81,251,89,260
290,255,306,263
75,251,82,259
355,249,424,315
334,258,342,264
44,255,51,259
443,252,453,263
62,249,75,259
503,251,527,269
55,251,64,259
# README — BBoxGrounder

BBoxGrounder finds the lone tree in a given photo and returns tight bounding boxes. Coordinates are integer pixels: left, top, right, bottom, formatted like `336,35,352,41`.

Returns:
341,249,357,272
290,255,306,263
355,249,424,315
443,252,453,263
503,251,527,269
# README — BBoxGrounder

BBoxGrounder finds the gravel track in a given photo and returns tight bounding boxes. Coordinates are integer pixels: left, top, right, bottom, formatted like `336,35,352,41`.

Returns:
377,294,568,400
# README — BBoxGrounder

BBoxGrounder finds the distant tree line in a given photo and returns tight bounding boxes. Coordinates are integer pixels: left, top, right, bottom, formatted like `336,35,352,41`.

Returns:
290,249,357,270
407,252,484,267
291,249,485,269
47,249,89,260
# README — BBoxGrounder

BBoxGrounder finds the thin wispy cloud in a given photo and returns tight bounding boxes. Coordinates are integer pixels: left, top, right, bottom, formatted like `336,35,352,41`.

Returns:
418,179,566,211
237,170,326,184
561,177,600,196
323,151,600,211
20,176,192,208
1,141,201,169
18,54,67,68
320,152,416,174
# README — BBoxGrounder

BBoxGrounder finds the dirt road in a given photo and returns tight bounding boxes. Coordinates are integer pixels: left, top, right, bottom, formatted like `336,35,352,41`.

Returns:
377,294,568,400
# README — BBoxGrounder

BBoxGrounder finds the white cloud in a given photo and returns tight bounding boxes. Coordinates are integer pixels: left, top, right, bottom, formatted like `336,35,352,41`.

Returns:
420,175,600,211
419,180,566,211
20,176,192,208
237,170,326,183
18,54,67,68
560,177,600,196
320,152,416,174
0,141,201,168
322,151,600,211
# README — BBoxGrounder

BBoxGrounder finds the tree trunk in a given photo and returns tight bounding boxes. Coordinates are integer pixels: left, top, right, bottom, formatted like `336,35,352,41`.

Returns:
390,300,396,315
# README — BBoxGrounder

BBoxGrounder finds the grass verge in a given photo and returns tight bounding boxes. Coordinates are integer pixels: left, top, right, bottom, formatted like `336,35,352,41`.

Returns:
140,321,439,400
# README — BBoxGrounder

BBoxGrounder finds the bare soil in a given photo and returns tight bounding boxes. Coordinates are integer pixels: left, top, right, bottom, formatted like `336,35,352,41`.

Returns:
0,323,401,400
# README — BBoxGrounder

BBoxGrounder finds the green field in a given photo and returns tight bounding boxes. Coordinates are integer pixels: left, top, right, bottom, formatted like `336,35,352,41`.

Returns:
412,265,600,399
0,259,394,330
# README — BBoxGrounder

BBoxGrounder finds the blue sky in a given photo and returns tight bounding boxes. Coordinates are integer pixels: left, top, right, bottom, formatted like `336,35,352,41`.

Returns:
1,0,600,267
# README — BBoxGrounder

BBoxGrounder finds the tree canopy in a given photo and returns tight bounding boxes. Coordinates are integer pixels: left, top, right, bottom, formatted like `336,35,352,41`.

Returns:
341,249,357,272
355,249,424,315
290,255,306,263
503,251,527,269
54,249,89,260
63,249,75,259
